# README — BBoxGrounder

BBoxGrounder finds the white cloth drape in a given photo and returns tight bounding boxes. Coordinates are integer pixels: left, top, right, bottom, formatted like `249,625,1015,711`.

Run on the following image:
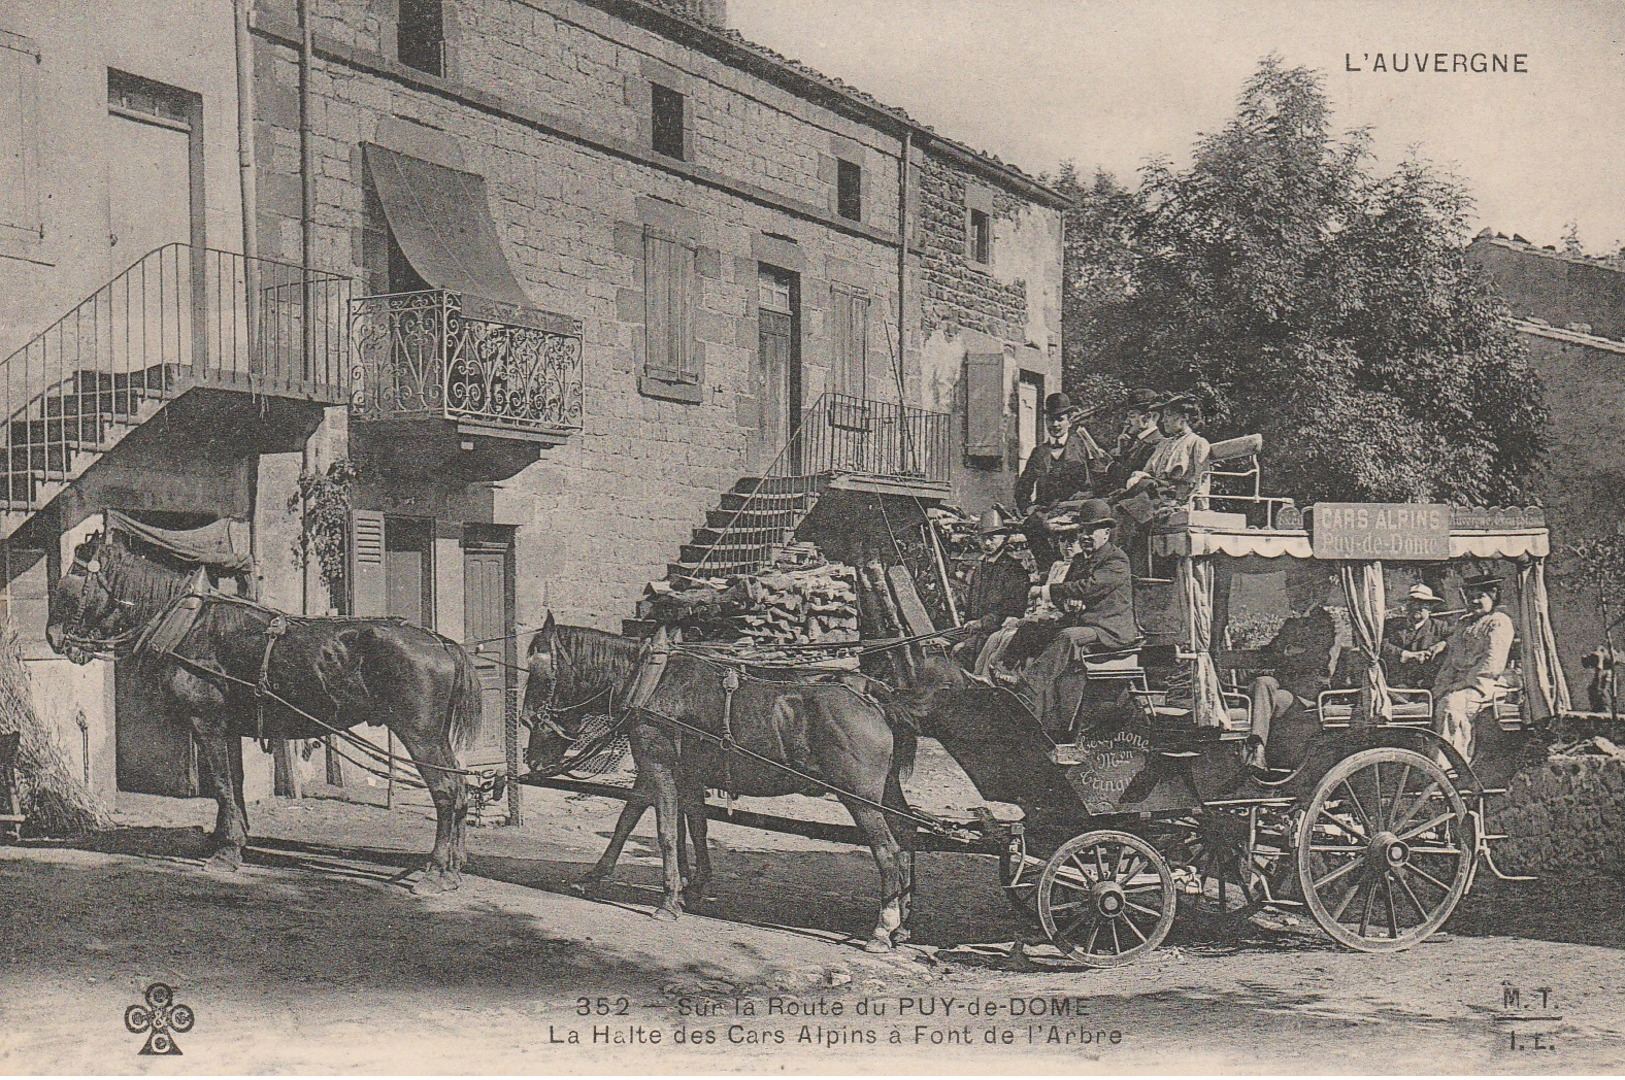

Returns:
1338,561,1393,724
1182,556,1231,728
1516,558,1572,719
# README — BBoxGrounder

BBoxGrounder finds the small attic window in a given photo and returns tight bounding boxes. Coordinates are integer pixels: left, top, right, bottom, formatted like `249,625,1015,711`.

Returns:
398,0,445,76
651,83,686,160
837,159,862,221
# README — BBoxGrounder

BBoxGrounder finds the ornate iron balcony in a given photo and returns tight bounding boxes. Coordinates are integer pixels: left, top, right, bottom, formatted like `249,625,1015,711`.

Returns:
349,290,584,437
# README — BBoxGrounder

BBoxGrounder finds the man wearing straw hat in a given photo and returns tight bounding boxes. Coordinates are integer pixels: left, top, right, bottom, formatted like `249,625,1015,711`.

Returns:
1431,573,1515,762
1381,583,1449,689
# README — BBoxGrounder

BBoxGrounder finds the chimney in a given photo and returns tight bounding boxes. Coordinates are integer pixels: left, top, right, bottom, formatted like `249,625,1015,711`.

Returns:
645,0,728,31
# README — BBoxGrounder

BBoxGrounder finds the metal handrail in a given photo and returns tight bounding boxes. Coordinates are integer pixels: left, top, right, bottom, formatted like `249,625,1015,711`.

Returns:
0,243,351,513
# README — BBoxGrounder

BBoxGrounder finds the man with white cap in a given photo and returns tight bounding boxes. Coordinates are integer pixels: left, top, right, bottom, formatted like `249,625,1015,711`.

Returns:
1381,583,1448,688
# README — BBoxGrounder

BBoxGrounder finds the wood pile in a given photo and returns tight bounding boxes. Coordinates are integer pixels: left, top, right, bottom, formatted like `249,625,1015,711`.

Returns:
642,543,860,658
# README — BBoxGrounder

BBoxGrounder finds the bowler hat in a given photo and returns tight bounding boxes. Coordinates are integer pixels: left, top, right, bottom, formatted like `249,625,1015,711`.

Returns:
977,507,1005,535
1462,573,1502,593
1078,499,1117,530
1125,387,1160,410
1407,584,1443,604
1044,392,1075,417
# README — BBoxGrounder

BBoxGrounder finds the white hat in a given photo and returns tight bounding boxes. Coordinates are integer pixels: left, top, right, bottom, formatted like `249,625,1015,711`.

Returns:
1408,584,1443,604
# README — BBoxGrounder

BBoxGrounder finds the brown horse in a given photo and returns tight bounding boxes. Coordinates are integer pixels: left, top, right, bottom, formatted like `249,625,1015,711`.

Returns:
46,521,482,891
523,617,925,951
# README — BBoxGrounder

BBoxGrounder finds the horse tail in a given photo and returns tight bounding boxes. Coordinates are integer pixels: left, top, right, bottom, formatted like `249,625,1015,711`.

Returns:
889,706,918,785
447,641,483,753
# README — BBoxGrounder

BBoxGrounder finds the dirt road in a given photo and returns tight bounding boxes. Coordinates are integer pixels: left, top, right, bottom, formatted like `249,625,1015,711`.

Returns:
2,773,1623,1074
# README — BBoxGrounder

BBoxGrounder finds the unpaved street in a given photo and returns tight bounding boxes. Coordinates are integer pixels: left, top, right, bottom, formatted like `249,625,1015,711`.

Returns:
2,765,1624,1074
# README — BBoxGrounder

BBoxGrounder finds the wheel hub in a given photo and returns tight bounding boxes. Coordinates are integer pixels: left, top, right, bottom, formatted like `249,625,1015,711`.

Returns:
1093,880,1127,918
1371,830,1409,869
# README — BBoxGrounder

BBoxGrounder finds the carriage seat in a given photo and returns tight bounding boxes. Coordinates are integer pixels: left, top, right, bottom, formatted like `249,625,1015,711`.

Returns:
1317,687,1434,729
1128,687,1252,738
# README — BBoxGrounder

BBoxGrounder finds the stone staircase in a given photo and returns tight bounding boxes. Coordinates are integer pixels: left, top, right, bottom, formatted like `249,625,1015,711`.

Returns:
0,366,180,536
665,473,829,582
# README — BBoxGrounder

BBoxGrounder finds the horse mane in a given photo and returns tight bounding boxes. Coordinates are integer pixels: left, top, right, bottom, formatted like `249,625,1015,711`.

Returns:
103,530,202,629
552,623,646,700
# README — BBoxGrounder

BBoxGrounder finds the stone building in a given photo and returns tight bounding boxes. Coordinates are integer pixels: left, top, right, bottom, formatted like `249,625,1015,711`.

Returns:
1467,232,1625,684
0,0,1067,802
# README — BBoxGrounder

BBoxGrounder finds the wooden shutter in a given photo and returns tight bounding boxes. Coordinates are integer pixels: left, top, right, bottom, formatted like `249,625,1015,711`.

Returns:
348,510,386,616
831,287,869,399
643,229,698,384
964,351,1005,457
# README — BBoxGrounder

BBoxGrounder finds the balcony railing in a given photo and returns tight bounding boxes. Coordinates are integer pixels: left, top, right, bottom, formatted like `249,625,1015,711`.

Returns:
349,290,584,437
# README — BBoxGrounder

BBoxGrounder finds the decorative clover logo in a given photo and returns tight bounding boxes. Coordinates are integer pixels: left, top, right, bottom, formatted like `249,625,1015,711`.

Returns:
124,982,194,1055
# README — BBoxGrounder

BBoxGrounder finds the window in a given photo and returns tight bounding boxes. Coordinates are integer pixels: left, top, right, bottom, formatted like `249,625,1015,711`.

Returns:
836,158,862,221
398,0,444,76
969,207,991,266
0,31,40,248
831,287,869,399
651,83,686,160
643,229,700,397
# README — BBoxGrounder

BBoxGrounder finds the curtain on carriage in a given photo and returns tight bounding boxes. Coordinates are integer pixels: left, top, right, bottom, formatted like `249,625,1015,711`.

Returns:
1181,557,1230,728
1515,557,1571,719
1338,561,1393,724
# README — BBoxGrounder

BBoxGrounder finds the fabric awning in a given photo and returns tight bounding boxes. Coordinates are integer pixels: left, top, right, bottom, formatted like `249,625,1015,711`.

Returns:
106,510,253,572
363,144,530,308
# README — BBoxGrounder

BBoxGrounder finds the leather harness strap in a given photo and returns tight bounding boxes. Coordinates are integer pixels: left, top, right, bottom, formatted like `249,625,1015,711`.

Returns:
256,613,289,746
719,666,740,817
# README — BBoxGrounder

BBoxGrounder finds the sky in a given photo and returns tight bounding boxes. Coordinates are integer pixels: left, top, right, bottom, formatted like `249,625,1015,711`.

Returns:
730,0,1625,252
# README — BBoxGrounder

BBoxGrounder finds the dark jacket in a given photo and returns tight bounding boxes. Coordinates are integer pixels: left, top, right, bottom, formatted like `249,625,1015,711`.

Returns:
1107,428,1165,490
1381,615,1445,688
1048,541,1138,648
966,552,1031,625
1015,438,1106,512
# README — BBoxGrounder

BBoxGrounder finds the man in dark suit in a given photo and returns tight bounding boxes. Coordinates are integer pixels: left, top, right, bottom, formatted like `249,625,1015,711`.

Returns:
1007,501,1138,725
1105,387,1165,491
1015,392,1109,514
1381,583,1447,689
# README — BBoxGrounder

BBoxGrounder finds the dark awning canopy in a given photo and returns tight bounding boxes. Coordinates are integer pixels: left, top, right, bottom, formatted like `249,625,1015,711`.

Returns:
362,144,530,308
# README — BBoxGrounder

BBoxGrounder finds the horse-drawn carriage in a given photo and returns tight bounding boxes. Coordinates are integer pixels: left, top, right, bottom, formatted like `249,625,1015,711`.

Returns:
523,446,1570,964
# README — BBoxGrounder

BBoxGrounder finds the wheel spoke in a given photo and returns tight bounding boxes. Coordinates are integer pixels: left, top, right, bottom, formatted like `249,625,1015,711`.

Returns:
1123,880,1164,894
1084,921,1101,955
1391,781,1442,835
1094,844,1108,880
1383,875,1399,939
1309,844,1366,853
1060,907,1097,942
1312,854,1363,892
1316,809,1367,842
1109,918,1123,955
1393,864,1431,918
1402,862,1454,895
1049,898,1086,913
1340,779,1375,835
1371,762,1386,830
1070,853,1095,883
1124,899,1163,918
1112,843,1128,881
1387,763,1413,827
1120,910,1149,944
1358,881,1377,937
1398,812,1456,843
1408,845,1464,856
1330,875,1364,922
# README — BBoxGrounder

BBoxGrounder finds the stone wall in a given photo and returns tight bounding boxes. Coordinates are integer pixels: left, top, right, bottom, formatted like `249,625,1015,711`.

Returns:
1486,753,1625,874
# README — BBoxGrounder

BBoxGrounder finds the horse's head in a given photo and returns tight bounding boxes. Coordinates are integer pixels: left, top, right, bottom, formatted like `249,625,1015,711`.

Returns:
522,612,571,772
46,531,123,664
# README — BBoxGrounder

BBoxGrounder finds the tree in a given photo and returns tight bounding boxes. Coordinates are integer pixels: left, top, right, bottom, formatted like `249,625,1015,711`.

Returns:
1058,57,1546,506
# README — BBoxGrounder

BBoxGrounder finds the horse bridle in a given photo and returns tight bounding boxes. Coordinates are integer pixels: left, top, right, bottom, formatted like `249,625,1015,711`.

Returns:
59,533,141,659
522,643,614,740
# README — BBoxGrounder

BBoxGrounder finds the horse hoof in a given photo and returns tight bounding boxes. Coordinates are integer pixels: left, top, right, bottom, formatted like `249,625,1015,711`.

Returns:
651,904,682,922
893,927,912,945
863,934,894,954
412,869,447,894
202,851,242,874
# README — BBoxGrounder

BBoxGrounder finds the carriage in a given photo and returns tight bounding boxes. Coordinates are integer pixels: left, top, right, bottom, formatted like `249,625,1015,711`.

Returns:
522,439,1571,965
939,491,1568,966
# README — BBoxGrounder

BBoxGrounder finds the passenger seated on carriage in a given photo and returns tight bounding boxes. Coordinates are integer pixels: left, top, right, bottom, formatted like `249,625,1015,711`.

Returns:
951,508,1033,672
1117,393,1212,510
1241,607,1340,774
1431,573,1515,762
977,501,1137,725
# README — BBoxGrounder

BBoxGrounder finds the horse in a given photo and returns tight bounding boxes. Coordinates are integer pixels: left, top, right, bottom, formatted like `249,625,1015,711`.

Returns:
46,521,482,892
522,616,928,951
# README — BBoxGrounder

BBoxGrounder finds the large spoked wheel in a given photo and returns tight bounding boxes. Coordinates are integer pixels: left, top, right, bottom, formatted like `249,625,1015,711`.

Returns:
1038,830,1177,967
1160,808,1288,925
1296,747,1471,952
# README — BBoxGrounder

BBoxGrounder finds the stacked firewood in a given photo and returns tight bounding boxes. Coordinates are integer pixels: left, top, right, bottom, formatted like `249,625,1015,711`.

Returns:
642,543,860,654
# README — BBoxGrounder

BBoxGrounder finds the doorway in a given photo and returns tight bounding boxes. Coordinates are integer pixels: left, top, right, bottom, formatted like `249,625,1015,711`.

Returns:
384,517,434,626
1017,371,1043,473
462,529,514,769
757,266,801,471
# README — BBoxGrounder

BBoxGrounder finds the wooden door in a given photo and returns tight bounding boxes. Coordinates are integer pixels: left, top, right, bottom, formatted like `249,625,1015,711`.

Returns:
757,267,800,471
1017,373,1042,472
462,538,513,768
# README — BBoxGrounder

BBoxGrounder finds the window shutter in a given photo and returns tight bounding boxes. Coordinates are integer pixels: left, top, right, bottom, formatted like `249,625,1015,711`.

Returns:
349,510,387,616
643,230,698,385
831,288,869,399
964,352,1005,457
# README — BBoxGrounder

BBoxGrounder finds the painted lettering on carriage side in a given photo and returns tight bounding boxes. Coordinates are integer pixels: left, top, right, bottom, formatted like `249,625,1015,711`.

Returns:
1311,502,1452,561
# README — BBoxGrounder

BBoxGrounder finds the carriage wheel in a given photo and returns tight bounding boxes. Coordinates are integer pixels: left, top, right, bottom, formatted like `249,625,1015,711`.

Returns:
1161,808,1284,924
1296,747,1471,952
1038,830,1176,967
998,826,1041,916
